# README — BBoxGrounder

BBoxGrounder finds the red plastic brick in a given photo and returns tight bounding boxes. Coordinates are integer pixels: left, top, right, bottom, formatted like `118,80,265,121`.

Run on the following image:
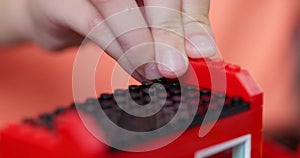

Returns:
0,59,263,158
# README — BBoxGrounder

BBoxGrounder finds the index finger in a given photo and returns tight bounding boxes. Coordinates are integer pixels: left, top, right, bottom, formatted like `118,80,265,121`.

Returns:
90,0,159,79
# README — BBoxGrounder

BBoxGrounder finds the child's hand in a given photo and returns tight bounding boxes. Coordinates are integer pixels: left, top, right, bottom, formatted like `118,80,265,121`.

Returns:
3,0,217,81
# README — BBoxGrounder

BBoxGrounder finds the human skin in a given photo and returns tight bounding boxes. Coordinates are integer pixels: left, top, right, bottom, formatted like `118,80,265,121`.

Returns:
0,0,217,81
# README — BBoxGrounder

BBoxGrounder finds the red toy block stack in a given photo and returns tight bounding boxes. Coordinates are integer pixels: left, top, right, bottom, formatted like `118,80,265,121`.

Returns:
0,59,263,158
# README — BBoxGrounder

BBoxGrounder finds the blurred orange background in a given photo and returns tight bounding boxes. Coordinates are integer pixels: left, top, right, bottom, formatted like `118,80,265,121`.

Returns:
0,0,299,139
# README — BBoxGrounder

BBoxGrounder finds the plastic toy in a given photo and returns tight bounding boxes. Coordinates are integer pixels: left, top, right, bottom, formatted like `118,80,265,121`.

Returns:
0,59,263,158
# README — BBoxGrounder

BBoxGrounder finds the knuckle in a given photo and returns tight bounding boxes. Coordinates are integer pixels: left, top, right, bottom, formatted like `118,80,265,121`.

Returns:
118,30,153,51
152,19,183,36
183,18,208,29
182,10,209,25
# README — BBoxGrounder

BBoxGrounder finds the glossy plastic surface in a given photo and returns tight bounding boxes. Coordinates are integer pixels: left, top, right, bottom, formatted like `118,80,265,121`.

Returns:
0,59,263,158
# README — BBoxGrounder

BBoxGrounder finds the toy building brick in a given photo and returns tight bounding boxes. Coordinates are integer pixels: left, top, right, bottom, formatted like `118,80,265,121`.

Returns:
0,59,263,158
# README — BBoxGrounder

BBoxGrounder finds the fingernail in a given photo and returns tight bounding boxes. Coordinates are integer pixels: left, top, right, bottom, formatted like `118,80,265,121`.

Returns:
144,62,163,80
186,34,217,58
157,49,188,78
